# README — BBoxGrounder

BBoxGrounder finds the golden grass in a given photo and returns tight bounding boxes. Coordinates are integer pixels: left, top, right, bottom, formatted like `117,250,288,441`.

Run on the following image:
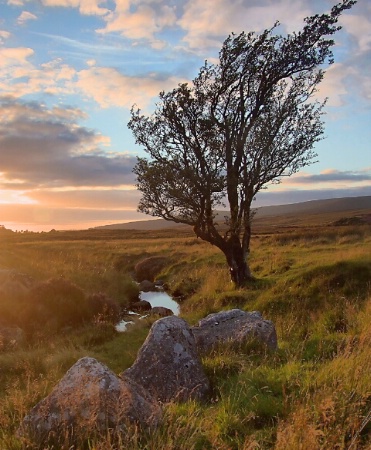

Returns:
0,224,370,448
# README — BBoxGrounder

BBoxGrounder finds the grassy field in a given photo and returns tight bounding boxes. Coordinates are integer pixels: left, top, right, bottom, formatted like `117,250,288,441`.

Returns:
0,222,370,449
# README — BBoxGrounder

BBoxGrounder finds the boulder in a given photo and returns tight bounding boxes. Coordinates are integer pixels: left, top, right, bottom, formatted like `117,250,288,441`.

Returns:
130,300,152,312
20,357,161,445
191,309,277,353
150,306,174,317
138,280,156,292
123,316,210,403
134,257,169,282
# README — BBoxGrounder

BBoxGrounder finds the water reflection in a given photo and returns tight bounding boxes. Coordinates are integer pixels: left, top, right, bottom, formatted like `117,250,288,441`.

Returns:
115,289,179,332
140,290,180,315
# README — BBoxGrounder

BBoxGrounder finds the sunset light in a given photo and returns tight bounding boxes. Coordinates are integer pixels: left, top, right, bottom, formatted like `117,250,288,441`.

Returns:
0,0,370,231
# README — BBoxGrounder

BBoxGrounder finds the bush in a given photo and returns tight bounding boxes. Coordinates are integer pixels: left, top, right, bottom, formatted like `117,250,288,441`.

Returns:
20,278,92,332
86,292,120,323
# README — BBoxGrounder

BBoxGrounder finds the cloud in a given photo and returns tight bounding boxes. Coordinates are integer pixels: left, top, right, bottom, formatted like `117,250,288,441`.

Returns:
27,188,140,209
316,63,352,107
17,11,37,25
0,46,34,66
97,0,176,45
7,0,26,5
0,48,77,98
41,0,110,16
178,0,311,50
286,169,371,185
341,5,371,54
0,204,146,231
175,0,369,109
75,66,184,109
33,32,125,56
250,168,371,207
0,31,11,43
4,185,369,232
1,2,368,113
0,98,137,190
0,39,184,109
255,185,371,207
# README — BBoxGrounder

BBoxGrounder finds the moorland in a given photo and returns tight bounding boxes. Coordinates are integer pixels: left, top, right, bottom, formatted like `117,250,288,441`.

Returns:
0,198,370,449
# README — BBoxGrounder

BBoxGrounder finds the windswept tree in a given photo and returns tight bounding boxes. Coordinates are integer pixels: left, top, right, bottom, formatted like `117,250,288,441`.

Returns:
129,0,356,286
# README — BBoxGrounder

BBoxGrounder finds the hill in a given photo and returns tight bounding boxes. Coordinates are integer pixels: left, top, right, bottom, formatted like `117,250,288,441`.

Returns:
93,196,371,231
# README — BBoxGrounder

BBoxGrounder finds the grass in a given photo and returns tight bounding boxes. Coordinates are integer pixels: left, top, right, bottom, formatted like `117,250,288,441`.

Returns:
0,224,370,448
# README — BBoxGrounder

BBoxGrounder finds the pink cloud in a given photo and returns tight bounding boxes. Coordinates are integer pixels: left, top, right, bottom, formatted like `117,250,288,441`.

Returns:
75,66,184,109
97,1,176,44
41,0,110,16
17,11,37,25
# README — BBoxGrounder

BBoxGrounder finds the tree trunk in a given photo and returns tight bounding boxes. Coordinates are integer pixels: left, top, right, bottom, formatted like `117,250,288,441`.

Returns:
224,236,253,286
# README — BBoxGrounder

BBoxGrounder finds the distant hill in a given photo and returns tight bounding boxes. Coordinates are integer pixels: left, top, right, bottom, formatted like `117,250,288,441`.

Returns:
94,196,371,231
253,196,371,218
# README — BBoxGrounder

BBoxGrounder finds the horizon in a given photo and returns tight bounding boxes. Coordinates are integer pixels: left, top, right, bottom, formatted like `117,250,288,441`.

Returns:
2,193,370,233
0,0,370,231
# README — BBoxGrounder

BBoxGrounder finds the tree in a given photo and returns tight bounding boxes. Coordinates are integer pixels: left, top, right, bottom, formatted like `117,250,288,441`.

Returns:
129,0,356,286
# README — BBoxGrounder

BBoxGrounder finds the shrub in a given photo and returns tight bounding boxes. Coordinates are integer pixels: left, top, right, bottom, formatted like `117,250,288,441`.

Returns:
86,292,120,323
20,278,92,332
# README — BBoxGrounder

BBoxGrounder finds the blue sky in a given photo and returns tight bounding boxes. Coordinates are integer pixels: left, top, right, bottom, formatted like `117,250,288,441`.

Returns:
0,0,370,231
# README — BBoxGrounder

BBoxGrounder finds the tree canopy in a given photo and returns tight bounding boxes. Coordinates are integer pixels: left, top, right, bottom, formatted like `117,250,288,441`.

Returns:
129,0,357,285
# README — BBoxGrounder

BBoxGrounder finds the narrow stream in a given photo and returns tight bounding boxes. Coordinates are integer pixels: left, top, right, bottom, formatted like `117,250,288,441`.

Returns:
139,290,180,315
116,290,179,332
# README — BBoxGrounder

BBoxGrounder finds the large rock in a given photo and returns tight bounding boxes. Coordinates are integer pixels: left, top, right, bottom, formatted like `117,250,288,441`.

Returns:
150,306,174,317
20,357,161,445
123,316,210,403
191,309,277,353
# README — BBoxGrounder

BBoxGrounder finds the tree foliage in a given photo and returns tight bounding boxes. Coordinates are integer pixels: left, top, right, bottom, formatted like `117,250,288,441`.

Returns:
129,0,357,285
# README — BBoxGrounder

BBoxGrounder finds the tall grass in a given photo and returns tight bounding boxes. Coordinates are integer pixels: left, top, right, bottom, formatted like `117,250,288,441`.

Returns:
0,225,370,448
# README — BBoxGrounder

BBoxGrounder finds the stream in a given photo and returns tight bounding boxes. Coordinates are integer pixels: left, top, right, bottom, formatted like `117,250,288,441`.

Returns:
116,289,179,332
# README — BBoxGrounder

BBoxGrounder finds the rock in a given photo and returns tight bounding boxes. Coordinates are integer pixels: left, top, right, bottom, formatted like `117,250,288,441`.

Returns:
130,300,152,312
135,257,169,282
123,316,210,403
20,357,162,445
150,306,174,317
138,280,156,292
191,309,277,353
0,269,35,297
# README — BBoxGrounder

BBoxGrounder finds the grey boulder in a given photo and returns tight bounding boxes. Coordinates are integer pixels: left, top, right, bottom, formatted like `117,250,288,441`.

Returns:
191,309,277,353
123,316,210,403
20,357,161,445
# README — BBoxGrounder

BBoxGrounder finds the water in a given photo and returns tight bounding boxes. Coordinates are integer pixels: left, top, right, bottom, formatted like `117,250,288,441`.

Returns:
115,289,179,332
115,319,134,332
139,290,180,315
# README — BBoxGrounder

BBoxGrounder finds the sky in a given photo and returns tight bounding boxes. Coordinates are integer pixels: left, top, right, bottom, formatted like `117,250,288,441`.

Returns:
0,0,370,231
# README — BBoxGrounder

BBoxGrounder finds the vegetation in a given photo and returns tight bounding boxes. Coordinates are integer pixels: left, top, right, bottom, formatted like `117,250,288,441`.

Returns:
130,0,356,285
0,219,370,448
